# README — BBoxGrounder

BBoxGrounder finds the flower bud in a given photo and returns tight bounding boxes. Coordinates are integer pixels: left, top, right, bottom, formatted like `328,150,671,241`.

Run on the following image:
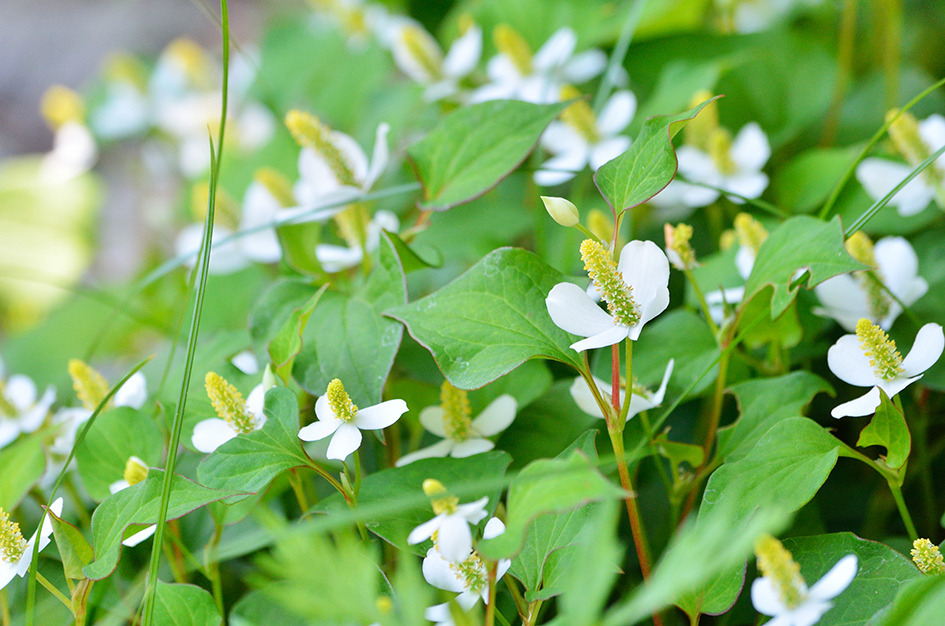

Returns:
541,196,579,227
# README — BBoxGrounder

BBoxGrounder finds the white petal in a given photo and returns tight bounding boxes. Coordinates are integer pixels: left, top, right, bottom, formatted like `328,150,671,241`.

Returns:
750,576,785,616
354,399,408,430
735,245,756,281
562,49,608,83
809,554,858,601
534,167,578,187
596,91,636,136
676,146,719,183
457,496,489,523
571,324,631,351
5,375,36,410
0,422,19,450
436,515,474,562
856,158,934,216
827,335,880,387
651,359,674,406
408,514,443,545
245,384,267,423
919,114,945,157
722,171,769,201
115,372,148,409
569,376,613,418
298,417,342,442
901,323,944,377
589,136,631,171
192,419,239,453
626,393,658,419
395,439,455,466
424,603,453,623
330,130,369,186
326,422,363,460
364,123,390,191
443,26,482,79
315,244,364,272
813,275,870,332
122,525,157,547
534,28,577,71
230,350,259,375
831,387,881,418
617,240,671,329
541,122,584,154
484,518,506,539
874,237,918,299
422,547,467,592
545,282,618,338
471,395,517,436
730,122,770,172
450,438,495,458
419,406,449,437
0,560,17,590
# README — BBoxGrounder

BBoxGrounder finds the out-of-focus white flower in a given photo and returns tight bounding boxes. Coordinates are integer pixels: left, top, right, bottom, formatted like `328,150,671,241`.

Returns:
471,26,607,104
827,320,943,418
0,498,63,591
408,479,489,563
231,351,260,375
392,21,482,102
192,370,275,453
546,240,670,351
534,88,635,186
856,112,945,217
0,356,56,450
814,233,927,332
108,456,156,547
716,0,822,34
38,85,97,183
316,210,399,272
704,213,768,323
570,359,674,421
396,382,516,467
298,379,407,461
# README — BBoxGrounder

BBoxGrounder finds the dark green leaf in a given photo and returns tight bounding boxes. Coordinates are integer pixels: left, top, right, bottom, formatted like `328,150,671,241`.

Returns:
865,574,945,626
267,285,326,383
48,508,93,579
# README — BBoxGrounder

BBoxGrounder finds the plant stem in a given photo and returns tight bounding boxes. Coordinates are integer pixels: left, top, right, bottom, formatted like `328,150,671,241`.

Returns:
304,458,351,503
288,468,309,513
525,600,545,626
683,267,719,336
701,349,730,459
504,577,528,621
35,572,73,612
206,522,224,616
619,339,634,426
821,0,857,145
888,481,918,540
485,562,498,626
353,450,364,500
612,344,622,416
1,589,10,626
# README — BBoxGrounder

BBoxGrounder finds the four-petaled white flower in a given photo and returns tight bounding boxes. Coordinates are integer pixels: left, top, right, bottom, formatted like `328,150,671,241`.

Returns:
396,384,516,467
534,89,636,186
391,21,482,102
827,321,944,418
408,483,489,563
0,355,56,451
422,517,511,616
814,235,928,332
751,553,858,626
570,359,674,421
298,379,408,461
0,498,63,591
546,240,671,352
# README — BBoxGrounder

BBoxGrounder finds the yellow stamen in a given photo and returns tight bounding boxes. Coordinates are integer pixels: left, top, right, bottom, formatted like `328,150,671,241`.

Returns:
580,239,640,327
254,167,295,208
0,509,27,565
0,381,18,418
205,372,256,434
423,478,459,515
494,24,533,75
755,534,806,610
684,90,720,152
450,551,488,592
734,213,768,255
333,203,370,249
376,596,394,615
440,381,472,441
399,25,444,81
845,232,891,321
40,85,85,130
911,538,945,575
855,319,904,381
104,52,148,90
123,456,149,487
285,110,358,187
69,359,109,411
708,127,737,175
719,229,737,251
588,209,614,244
190,181,240,229
165,38,213,88
560,85,600,144
665,223,697,269
326,379,358,422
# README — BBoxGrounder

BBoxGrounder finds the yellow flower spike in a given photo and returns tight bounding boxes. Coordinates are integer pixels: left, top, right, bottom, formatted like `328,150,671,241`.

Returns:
665,222,697,270
493,24,533,75
400,25,445,81
423,478,459,515
719,229,737,251
254,168,295,208
104,52,148,90
855,319,904,381
284,110,358,187
588,209,614,244
440,381,473,441
68,359,110,411
886,110,938,175
326,379,358,422
40,85,85,130
205,372,256,435
190,181,240,229
755,534,806,610
559,85,601,144
684,89,720,152
580,239,640,327
333,204,371,249
734,212,768,255
911,538,945,575
165,38,213,88
845,232,892,320
0,509,27,565
376,596,394,615
123,456,150,487
708,127,738,176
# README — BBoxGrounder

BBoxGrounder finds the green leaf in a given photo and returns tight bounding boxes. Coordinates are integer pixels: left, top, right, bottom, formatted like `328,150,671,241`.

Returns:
857,388,911,470
783,533,922,626
277,221,323,276
743,215,868,318
387,230,443,273
717,371,834,462
478,450,626,560
84,470,243,580
866,574,945,626
294,233,406,406
386,248,584,390
739,290,803,350
594,97,718,213
229,589,310,626
251,279,321,356
197,388,312,504
774,146,860,214
0,431,46,510
153,581,223,626
48,508,93,579
654,434,704,470
407,99,569,211
631,309,719,398
75,406,165,502
267,285,326,383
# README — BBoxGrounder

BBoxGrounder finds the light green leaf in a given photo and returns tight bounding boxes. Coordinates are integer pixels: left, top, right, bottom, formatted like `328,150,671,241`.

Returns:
294,233,406,406
387,230,443,273
84,471,242,580
857,388,911,470
250,279,321,356
197,388,311,503
277,221,323,276
229,589,310,626
865,574,945,626
386,248,584,390
75,406,165,502
0,431,46,511
478,451,625,560
717,371,834,462
153,581,223,626
654,434,704,470
743,215,868,318
774,146,860,214
407,99,569,210
48,508,93,580
594,97,718,213
267,285,326,383
631,309,719,398
784,533,922,626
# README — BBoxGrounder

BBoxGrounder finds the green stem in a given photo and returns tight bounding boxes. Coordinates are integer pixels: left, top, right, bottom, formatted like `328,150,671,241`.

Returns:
701,348,730,459
206,523,224,616
525,600,545,626
504,577,528,621
683,267,719,336
35,572,73,612
877,0,902,110
353,450,364,500
288,468,310,513
0,590,8,626
485,562,498,626
304,458,350,503
618,339,634,427
888,482,918,540
821,0,857,145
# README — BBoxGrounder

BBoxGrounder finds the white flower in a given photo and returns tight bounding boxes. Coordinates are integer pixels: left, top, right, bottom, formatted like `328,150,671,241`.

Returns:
408,486,489,563
570,359,673,420
192,370,275,453
114,372,148,410
814,236,928,332
230,350,260,375
316,210,400,272
422,518,511,612
855,113,945,217
0,498,63,591
471,27,607,104
395,385,517,467
751,554,858,626
391,22,482,102
827,321,944,418
0,357,56,450
534,90,636,186
40,122,98,184
650,122,770,214
546,240,671,352
298,379,407,461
